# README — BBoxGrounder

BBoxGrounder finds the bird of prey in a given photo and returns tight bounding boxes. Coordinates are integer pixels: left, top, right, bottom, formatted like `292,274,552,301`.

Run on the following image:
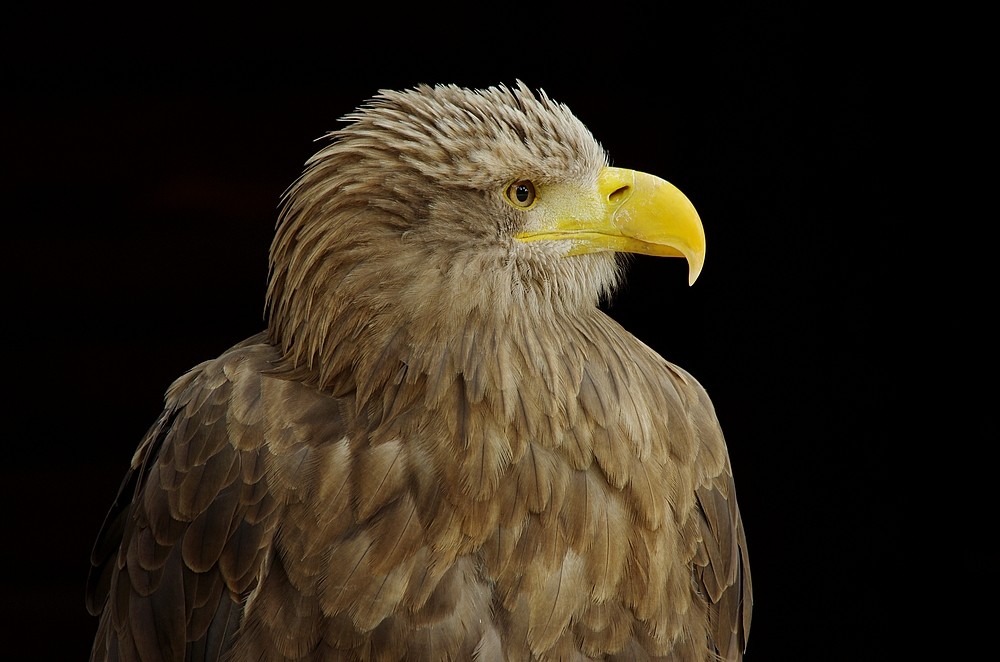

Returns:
88,83,751,661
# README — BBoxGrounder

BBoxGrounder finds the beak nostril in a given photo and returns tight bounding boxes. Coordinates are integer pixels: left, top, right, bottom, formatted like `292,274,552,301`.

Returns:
608,185,631,204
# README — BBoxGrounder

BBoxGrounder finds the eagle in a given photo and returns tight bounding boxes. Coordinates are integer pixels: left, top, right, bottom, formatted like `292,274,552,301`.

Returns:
88,83,751,662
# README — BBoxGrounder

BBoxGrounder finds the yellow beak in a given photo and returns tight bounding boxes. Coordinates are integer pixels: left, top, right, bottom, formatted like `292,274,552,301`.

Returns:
515,167,706,285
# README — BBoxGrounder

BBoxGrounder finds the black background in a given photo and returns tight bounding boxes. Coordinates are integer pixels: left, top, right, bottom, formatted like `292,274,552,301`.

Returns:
4,6,912,659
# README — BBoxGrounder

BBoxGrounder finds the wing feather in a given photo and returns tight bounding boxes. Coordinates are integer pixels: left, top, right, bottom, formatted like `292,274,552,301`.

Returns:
668,362,752,661
88,335,283,662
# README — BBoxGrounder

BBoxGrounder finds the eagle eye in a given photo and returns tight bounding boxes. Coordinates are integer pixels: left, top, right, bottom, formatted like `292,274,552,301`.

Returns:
505,180,537,209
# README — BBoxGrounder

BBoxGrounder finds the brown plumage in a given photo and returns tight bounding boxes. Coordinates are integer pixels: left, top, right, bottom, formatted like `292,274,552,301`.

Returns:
88,83,751,661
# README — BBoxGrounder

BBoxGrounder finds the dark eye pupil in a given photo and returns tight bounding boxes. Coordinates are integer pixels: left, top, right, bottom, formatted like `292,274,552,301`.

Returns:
516,185,529,202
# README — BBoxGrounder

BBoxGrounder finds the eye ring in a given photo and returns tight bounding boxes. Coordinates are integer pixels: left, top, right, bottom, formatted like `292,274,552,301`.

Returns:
505,179,537,208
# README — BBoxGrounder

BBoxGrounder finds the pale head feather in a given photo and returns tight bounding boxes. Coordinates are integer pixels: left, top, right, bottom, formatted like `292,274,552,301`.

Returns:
266,83,625,389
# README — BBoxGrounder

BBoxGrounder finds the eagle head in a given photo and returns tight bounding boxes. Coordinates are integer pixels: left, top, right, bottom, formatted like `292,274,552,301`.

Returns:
266,83,704,392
